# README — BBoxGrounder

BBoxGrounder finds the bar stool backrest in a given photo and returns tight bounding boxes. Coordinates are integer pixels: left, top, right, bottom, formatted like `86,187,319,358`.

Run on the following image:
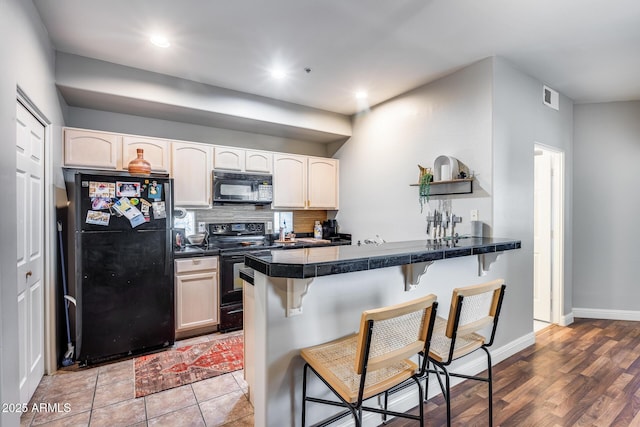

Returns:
446,279,505,339
355,294,438,374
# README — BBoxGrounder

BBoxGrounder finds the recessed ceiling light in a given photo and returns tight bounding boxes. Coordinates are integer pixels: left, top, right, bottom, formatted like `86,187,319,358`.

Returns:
150,35,170,48
270,68,288,79
355,91,368,100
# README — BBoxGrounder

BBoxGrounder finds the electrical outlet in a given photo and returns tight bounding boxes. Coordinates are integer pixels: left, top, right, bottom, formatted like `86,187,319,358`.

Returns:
198,222,206,232
470,210,479,221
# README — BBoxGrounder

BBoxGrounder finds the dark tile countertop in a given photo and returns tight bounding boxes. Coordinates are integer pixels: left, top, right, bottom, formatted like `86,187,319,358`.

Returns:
173,245,221,259
244,237,521,279
239,268,255,285
173,234,352,259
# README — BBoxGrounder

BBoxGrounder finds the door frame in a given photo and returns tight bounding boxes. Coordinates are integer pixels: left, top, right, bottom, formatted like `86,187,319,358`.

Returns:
17,87,57,374
534,143,565,326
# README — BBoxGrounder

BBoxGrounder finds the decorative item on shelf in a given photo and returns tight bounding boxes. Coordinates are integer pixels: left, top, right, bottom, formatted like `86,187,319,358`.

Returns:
128,148,151,176
433,155,459,181
418,164,433,213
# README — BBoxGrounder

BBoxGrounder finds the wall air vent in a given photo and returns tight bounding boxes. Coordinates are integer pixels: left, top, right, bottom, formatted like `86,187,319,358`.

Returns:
543,85,559,110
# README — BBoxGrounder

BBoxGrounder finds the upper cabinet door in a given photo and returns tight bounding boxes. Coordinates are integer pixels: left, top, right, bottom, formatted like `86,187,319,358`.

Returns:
308,158,339,209
172,142,213,207
64,129,121,170
245,150,273,173
122,136,170,173
273,154,307,208
214,146,245,171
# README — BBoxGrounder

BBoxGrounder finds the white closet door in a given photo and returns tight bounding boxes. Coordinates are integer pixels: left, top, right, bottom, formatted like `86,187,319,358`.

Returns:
16,101,45,403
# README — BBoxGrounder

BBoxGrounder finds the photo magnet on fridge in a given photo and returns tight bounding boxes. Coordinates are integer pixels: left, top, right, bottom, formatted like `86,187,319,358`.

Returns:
139,198,151,215
140,199,151,221
152,201,166,219
86,210,110,226
116,181,141,197
91,197,112,210
89,181,115,198
148,181,162,200
113,197,146,228
129,212,146,228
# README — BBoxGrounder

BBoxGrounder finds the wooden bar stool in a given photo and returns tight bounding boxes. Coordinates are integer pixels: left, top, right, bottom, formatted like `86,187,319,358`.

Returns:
300,294,438,426
425,279,506,427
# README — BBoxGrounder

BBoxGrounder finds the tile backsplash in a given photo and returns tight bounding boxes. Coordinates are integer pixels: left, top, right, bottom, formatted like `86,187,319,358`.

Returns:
195,205,273,224
193,206,327,233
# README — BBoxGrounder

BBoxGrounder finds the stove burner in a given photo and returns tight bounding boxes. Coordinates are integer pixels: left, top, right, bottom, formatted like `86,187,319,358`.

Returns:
206,222,269,253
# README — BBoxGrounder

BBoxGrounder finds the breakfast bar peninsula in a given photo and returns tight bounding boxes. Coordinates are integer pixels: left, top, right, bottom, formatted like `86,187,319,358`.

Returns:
242,237,521,427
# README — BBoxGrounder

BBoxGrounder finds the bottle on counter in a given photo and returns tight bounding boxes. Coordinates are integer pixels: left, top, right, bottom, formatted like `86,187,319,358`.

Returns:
314,221,322,239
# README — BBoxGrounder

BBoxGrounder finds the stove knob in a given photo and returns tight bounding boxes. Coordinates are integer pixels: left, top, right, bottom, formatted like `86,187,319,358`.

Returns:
247,223,255,231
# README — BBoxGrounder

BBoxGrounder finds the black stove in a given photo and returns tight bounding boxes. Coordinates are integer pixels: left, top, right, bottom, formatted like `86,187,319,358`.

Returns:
206,222,273,252
208,222,271,332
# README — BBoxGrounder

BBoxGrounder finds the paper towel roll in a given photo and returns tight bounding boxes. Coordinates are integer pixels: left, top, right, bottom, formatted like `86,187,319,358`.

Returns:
440,164,450,181
471,221,483,237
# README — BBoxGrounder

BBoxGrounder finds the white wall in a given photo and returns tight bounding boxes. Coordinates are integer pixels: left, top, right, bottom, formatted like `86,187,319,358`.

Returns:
1,1,66,425
492,57,574,331
67,107,332,157
335,58,494,244
573,101,640,314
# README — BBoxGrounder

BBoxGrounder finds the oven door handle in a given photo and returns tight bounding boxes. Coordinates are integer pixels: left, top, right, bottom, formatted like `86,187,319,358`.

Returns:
223,254,247,262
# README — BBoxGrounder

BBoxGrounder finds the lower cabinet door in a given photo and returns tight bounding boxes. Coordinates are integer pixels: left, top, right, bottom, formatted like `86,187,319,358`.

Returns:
175,270,218,331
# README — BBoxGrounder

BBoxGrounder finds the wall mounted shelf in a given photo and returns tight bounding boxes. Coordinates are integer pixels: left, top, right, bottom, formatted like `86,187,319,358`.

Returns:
410,178,473,195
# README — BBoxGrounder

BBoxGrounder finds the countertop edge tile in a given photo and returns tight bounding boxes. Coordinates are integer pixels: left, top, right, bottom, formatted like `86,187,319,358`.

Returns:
244,237,521,279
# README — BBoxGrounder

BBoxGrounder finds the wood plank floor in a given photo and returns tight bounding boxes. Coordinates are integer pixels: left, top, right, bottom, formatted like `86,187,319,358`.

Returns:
385,318,640,427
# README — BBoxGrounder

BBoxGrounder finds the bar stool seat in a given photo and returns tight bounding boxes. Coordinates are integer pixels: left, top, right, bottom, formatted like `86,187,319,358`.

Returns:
301,333,418,403
301,294,438,427
428,316,485,363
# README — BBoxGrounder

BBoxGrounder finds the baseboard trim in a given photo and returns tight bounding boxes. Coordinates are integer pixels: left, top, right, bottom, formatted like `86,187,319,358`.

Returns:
334,332,536,427
559,312,574,326
573,308,640,321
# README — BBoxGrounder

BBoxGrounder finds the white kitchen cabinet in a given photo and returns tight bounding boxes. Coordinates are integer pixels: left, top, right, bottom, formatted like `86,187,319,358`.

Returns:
175,256,219,334
214,146,244,171
245,149,273,173
64,128,122,170
308,157,339,209
273,154,307,208
273,154,339,209
172,142,213,206
122,136,170,173
214,147,273,173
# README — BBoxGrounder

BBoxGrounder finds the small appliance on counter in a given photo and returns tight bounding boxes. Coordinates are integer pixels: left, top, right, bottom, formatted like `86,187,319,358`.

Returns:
322,219,340,241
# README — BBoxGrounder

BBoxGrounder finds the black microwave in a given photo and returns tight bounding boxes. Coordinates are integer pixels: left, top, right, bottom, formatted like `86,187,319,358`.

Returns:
212,170,273,205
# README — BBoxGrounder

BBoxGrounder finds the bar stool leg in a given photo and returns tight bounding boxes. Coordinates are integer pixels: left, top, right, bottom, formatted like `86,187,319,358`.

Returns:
301,364,308,427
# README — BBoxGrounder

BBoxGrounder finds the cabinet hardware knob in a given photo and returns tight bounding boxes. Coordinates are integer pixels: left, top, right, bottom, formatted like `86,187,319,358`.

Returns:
26,271,32,279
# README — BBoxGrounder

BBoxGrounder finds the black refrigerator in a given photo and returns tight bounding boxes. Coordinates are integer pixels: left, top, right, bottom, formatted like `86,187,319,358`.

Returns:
64,170,174,365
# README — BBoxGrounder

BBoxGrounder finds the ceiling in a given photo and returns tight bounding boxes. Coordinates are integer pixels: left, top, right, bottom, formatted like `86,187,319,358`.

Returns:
33,0,640,116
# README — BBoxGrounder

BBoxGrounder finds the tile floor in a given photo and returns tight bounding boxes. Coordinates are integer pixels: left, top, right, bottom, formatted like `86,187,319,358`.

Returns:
20,333,253,427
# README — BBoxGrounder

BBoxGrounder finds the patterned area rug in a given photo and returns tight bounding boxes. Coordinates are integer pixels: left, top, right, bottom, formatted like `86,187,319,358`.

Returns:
134,332,243,398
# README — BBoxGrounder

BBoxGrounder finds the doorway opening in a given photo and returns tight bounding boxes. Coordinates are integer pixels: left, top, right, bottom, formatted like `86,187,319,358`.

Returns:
533,143,565,330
